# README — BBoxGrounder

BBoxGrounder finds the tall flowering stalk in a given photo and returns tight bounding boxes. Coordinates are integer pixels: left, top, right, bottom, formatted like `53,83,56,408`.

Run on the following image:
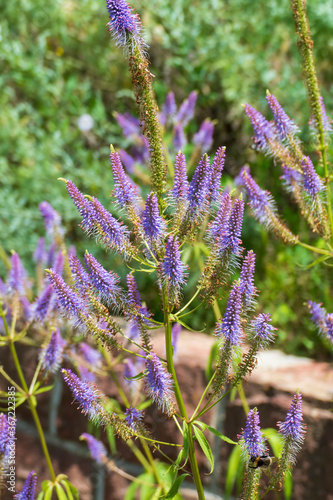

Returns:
106,0,167,200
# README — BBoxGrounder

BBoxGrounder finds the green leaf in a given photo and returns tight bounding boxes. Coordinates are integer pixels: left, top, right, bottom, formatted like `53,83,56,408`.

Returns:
225,444,243,498
60,480,79,500
192,425,214,474
194,421,238,445
124,481,140,500
34,384,55,395
55,484,68,500
164,473,189,499
124,371,145,381
182,422,189,458
44,485,55,500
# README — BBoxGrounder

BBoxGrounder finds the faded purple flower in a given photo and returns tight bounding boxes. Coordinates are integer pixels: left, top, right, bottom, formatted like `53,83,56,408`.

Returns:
162,91,177,123
7,253,28,296
240,408,265,457
80,343,102,369
15,471,37,500
277,392,306,445
244,103,275,150
39,329,66,375
39,201,63,238
177,91,197,126
280,165,303,194
172,151,189,201
81,433,107,465
32,285,54,323
141,192,166,243
325,314,333,343
215,280,243,347
266,93,299,140
0,413,9,454
173,123,186,151
119,149,136,173
106,0,142,47
171,322,181,356
124,406,144,431
33,238,46,264
115,112,140,137
301,156,324,196
145,353,175,414
62,369,103,420
193,119,214,151
309,96,332,135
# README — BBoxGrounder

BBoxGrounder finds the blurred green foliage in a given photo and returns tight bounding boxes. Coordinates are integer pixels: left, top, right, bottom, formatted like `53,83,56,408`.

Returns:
1,0,333,357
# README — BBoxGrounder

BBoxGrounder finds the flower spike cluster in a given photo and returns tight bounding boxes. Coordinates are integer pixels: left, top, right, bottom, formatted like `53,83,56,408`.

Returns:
62,369,105,422
144,353,175,416
15,471,37,500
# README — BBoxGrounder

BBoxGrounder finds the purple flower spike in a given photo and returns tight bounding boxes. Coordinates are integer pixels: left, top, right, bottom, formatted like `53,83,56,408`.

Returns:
62,369,103,420
188,154,210,210
33,238,46,264
172,151,189,201
240,408,265,457
39,329,66,375
177,91,197,126
115,112,140,137
47,269,87,326
124,406,144,431
266,93,299,140
307,300,327,335
81,433,107,465
106,0,142,47
215,281,243,347
39,201,63,238
84,252,122,307
0,413,9,454
7,253,28,296
244,103,275,150
162,236,187,300
52,251,65,276
142,192,166,243
193,119,214,152
145,353,175,414
208,147,226,202
301,156,324,196
110,148,139,207
66,180,96,231
240,250,257,306
325,314,333,343
173,123,186,151
209,191,232,241
252,313,276,346
238,167,274,224
277,392,306,445
318,97,332,133
90,197,129,253
15,471,37,500
69,254,91,295
221,198,244,255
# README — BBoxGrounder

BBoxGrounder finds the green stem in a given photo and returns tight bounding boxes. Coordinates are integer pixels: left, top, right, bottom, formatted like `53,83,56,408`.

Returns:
163,292,206,499
8,340,56,481
296,240,333,256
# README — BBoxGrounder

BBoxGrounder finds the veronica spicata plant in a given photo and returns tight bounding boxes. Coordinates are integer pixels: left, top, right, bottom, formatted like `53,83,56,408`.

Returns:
0,1,305,499
236,0,333,350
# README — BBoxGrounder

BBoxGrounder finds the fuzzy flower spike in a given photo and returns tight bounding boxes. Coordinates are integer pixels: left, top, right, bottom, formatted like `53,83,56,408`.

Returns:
106,0,143,48
15,471,37,500
161,236,188,305
144,353,175,416
62,369,104,422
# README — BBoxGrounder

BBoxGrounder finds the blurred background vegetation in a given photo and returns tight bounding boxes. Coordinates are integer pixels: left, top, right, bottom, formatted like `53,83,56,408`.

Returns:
1,0,333,357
